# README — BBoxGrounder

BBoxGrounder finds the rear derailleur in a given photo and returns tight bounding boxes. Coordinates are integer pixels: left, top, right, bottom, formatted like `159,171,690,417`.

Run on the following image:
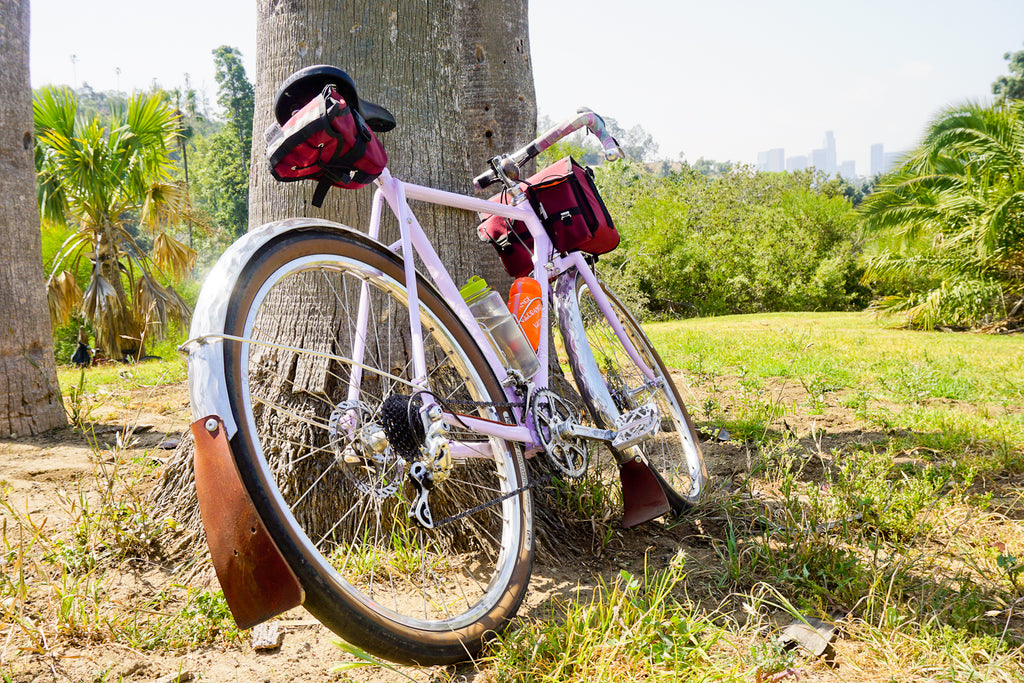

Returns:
378,394,451,529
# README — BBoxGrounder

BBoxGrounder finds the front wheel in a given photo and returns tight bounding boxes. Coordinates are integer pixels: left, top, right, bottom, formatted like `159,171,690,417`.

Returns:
554,272,708,512
220,227,533,665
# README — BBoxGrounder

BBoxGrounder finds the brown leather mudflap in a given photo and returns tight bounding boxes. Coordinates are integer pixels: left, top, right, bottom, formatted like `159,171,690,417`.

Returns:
191,415,304,629
619,456,671,528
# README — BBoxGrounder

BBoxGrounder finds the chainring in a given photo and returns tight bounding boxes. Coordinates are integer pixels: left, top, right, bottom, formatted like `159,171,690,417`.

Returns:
531,388,588,478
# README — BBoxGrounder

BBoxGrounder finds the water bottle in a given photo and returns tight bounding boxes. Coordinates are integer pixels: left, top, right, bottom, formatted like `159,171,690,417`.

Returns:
508,277,542,352
460,276,540,379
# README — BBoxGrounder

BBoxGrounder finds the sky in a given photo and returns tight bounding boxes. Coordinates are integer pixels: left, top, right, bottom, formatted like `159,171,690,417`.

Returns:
29,0,1024,176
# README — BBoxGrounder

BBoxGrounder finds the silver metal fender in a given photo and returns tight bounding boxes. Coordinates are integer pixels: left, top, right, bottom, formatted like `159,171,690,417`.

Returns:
185,218,387,439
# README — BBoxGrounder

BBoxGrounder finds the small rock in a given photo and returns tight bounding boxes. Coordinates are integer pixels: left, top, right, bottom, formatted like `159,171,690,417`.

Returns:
151,672,193,683
119,659,147,677
252,621,285,651
775,616,836,657
157,438,180,450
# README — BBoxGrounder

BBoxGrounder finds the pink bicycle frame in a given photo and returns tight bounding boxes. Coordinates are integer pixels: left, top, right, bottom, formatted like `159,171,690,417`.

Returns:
351,166,658,454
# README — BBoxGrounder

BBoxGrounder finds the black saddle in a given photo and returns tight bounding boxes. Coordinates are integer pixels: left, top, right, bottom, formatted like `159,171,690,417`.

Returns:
273,65,396,134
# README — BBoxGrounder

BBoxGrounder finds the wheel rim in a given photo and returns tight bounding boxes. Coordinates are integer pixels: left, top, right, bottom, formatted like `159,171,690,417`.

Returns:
231,250,524,631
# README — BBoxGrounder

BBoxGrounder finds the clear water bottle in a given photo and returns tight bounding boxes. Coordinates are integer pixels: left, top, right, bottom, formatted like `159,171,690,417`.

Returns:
460,276,540,379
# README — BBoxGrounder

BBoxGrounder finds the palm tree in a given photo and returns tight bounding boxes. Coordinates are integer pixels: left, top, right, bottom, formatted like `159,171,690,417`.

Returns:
859,100,1024,329
35,86,196,359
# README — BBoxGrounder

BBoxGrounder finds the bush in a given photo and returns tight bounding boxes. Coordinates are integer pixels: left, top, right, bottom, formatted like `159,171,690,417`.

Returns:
595,164,869,318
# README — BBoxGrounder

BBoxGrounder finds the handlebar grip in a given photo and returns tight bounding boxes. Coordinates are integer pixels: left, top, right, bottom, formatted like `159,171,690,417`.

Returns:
474,168,499,191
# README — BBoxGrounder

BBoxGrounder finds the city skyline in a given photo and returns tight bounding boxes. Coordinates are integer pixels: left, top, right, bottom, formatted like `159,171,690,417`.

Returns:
757,132,905,179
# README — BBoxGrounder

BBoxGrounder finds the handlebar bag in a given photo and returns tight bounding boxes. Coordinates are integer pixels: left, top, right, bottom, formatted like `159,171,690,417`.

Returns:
526,156,619,255
266,84,387,207
477,157,619,276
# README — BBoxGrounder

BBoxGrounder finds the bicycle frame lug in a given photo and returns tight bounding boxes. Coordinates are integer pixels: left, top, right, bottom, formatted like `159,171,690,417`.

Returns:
501,368,527,389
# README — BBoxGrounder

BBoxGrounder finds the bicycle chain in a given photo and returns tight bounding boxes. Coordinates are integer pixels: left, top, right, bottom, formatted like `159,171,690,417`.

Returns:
434,468,556,528
426,394,576,528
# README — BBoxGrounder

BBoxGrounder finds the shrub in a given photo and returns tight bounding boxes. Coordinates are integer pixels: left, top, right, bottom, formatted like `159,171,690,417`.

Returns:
595,164,868,318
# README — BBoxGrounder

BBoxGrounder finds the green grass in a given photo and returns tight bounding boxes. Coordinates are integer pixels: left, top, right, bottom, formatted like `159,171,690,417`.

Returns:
56,354,187,400
481,311,1024,682
650,312,1023,402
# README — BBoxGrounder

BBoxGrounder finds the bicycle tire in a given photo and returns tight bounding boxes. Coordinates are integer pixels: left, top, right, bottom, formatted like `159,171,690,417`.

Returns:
220,227,533,665
554,272,708,512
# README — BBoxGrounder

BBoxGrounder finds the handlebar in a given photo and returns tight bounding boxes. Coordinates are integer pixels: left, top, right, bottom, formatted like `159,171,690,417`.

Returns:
473,107,626,190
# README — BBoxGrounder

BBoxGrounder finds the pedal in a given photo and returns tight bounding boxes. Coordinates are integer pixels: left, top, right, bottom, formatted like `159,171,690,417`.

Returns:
611,403,661,450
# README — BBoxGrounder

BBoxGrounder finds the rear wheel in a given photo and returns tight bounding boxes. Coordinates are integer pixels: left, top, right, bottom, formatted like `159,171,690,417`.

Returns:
221,228,533,665
554,272,707,513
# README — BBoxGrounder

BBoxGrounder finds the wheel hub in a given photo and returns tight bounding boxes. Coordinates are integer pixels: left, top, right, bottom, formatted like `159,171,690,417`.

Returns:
328,400,405,498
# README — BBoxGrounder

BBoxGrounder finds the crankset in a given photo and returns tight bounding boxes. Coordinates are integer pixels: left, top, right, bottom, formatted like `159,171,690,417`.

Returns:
531,389,589,478
531,390,663,471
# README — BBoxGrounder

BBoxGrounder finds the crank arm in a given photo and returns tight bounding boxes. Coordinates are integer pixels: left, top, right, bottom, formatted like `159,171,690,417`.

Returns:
561,402,662,451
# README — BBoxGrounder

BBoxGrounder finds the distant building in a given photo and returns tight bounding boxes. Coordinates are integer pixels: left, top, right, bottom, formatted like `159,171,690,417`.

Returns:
786,155,808,171
870,143,904,175
839,160,856,179
870,143,884,177
823,131,837,174
810,148,828,170
757,147,785,172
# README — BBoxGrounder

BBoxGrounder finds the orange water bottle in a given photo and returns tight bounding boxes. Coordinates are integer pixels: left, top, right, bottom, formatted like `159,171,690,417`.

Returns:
508,277,542,351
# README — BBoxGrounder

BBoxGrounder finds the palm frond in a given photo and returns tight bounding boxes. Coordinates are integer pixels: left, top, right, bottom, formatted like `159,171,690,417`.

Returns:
81,274,128,357
133,275,192,343
151,232,197,280
46,270,84,326
140,181,192,233
868,278,1005,329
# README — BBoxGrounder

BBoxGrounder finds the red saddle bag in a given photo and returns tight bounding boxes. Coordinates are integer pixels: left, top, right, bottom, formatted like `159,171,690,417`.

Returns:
266,85,388,206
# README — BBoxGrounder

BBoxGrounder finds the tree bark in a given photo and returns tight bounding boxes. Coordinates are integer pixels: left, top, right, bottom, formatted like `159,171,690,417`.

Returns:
0,0,66,437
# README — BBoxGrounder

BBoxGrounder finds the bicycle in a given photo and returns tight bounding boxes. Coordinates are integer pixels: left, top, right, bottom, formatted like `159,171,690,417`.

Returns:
183,66,707,666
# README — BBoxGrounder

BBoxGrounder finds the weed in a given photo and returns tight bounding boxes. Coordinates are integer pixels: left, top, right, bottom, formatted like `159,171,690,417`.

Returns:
488,555,725,681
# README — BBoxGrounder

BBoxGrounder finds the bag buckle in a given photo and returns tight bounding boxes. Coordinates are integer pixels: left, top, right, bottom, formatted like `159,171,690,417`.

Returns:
493,230,512,250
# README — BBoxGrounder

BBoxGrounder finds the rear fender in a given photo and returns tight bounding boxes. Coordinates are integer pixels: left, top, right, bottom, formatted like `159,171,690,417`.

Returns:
192,415,304,628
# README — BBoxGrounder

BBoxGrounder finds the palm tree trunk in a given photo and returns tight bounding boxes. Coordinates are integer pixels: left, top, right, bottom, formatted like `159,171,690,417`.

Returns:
0,0,66,436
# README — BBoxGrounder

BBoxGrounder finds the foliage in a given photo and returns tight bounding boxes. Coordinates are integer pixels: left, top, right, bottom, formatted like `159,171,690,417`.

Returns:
212,45,254,155
595,163,868,319
488,559,723,681
993,43,1024,104
858,100,1024,329
190,124,250,239
34,86,196,359
185,46,255,239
